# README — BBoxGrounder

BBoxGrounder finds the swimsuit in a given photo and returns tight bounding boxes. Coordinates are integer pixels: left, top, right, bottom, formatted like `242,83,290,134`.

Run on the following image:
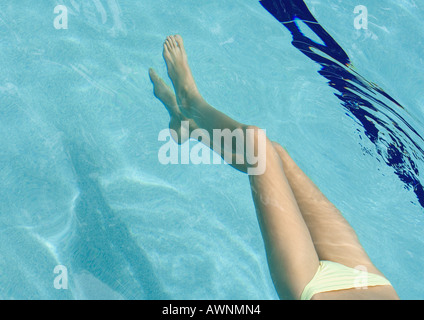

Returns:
300,260,392,300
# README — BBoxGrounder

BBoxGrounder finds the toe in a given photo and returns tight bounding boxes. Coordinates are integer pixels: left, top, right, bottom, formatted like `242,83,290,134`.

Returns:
174,34,184,47
163,43,171,59
149,68,162,85
167,36,175,49
167,39,176,53
148,67,156,80
170,35,178,48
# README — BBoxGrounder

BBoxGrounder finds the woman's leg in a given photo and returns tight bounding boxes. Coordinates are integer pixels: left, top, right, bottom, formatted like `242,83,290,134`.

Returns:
150,35,320,299
271,142,384,276
247,130,320,299
149,67,248,173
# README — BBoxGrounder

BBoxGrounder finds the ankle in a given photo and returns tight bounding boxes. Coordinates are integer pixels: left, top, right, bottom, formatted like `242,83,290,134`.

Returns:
177,85,202,112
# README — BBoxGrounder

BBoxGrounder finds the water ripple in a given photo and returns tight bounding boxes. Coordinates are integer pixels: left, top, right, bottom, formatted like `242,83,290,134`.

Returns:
260,0,424,208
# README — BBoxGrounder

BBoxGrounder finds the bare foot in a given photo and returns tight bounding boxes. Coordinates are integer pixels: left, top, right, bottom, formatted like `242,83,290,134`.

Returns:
149,68,179,114
162,35,202,112
149,68,197,144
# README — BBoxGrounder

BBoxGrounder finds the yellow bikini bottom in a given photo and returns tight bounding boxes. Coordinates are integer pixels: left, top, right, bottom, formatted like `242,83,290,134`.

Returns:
300,260,392,300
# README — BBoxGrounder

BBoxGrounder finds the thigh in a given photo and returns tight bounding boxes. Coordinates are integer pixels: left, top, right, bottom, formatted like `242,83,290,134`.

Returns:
247,128,320,299
271,142,384,276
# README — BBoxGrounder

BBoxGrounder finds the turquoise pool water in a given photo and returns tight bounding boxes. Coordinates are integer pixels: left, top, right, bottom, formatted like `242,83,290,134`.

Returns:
0,0,423,300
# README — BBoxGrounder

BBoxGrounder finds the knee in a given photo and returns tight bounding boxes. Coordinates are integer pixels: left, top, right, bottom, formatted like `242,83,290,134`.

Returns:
244,125,269,175
271,141,289,160
271,141,287,152
244,125,269,152
272,141,283,150
244,125,268,144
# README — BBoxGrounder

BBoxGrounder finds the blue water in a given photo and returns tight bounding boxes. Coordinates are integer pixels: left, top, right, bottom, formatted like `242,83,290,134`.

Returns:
0,0,423,300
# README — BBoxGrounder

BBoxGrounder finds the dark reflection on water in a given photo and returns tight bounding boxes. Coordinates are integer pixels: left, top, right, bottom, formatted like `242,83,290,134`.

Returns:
260,0,424,208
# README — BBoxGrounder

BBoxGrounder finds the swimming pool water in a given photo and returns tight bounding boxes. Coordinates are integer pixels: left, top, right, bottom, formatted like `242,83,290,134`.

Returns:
0,0,423,300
